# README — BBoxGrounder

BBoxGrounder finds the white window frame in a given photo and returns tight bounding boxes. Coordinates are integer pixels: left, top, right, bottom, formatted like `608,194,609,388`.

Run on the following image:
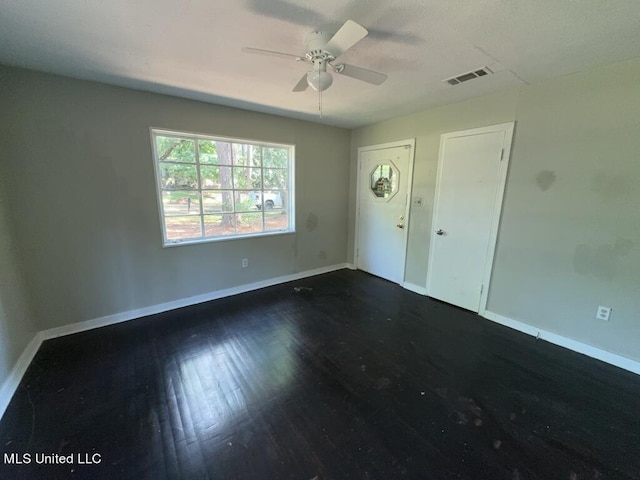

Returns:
150,128,295,247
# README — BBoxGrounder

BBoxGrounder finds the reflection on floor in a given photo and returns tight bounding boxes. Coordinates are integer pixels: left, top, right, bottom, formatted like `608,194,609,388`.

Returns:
1,270,639,479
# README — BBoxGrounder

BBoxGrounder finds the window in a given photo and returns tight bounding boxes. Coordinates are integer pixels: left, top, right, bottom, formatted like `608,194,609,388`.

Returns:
151,129,295,246
370,163,398,199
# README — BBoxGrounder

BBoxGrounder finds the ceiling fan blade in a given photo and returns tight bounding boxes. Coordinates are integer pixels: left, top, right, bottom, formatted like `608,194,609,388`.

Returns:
242,47,304,61
323,20,368,58
292,73,309,92
335,63,387,85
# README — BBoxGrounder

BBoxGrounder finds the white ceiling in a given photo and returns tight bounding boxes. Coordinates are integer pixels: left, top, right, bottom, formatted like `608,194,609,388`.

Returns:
1,0,639,128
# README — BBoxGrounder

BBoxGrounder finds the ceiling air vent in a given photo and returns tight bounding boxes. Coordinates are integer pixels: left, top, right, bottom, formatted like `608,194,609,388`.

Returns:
444,67,493,86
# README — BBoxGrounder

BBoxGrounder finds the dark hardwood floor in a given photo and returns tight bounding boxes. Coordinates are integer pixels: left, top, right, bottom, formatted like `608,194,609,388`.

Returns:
1,270,638,480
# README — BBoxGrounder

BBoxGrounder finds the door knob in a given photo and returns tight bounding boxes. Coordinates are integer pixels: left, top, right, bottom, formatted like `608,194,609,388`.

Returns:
396,223,404,229
436,229,444,235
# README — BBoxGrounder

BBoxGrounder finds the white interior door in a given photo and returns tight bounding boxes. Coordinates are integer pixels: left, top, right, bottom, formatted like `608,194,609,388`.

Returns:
427,123,514,312
356,141,414,284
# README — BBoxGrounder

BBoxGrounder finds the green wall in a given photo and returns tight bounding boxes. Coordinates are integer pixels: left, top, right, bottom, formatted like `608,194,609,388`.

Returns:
351,58,640,362
0,66,351,334
1,56,639,392
0,182,36,388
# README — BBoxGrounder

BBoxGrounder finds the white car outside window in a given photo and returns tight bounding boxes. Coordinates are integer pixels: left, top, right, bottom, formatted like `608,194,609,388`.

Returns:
250,191,283,210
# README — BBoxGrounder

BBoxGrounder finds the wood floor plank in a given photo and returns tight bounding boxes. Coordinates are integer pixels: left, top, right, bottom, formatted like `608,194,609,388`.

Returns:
1,270,638,479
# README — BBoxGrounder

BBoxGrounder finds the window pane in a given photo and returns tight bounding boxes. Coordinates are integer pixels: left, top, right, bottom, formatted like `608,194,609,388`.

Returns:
232,143,247,166
215,167,233,190
263,147,288,168
215,142,233,166
263,168,287,190
198,140,218,164
202,192,233,214
234,191,258,212
259,190,285,210
204,214,236,237
165,216,202,240
159,164,198,189
156,136,195,163
200,165,231,189
235,212,263,234
265,210,288,231
250,146,262,167
229,143,263,167
233,167,261,190
162,191,201,216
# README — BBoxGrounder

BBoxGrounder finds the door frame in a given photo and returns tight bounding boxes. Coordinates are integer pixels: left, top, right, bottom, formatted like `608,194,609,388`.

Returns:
355,139,416,286
426,122,514,314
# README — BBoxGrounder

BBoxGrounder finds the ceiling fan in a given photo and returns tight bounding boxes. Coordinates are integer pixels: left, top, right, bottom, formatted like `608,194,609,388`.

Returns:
242,20,387,93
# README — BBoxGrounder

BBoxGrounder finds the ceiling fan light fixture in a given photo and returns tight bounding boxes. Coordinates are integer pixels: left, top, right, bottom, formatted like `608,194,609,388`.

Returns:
306,70,333,91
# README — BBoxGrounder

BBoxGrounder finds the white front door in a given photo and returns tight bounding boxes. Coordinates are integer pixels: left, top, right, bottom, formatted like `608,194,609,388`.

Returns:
427,123,514,312
356,141,414,284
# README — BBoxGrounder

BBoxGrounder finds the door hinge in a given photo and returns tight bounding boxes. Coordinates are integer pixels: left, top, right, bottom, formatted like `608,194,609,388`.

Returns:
500,149,505,160
356,248,359,258
480,284,484,295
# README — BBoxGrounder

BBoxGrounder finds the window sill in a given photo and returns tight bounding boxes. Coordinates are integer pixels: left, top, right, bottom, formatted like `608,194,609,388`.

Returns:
162,229,296,248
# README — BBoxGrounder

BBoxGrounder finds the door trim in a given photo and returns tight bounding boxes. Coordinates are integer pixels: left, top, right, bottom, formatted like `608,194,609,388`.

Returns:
355,139,416,286
426,122,515,314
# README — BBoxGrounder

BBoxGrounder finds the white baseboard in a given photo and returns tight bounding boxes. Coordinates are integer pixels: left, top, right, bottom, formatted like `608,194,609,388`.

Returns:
40,263,350,340
403,282,427,295
1,263,349,420
0,332,43,420
483,310,640,375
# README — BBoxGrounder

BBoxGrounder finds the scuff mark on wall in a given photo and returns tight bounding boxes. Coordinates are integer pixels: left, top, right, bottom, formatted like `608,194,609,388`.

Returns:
572,237,634,281
592,245,617,281
591,172,631,200
613,237,633,255
573,244,592,276
306,213,318,231
536,170,556,191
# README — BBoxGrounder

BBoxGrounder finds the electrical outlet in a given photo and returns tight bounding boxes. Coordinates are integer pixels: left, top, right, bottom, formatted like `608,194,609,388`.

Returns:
596,305,611,321
242,258,248,268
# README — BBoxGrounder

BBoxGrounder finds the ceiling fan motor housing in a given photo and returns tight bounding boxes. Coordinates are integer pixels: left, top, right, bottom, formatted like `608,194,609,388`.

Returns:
305,31,334,60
